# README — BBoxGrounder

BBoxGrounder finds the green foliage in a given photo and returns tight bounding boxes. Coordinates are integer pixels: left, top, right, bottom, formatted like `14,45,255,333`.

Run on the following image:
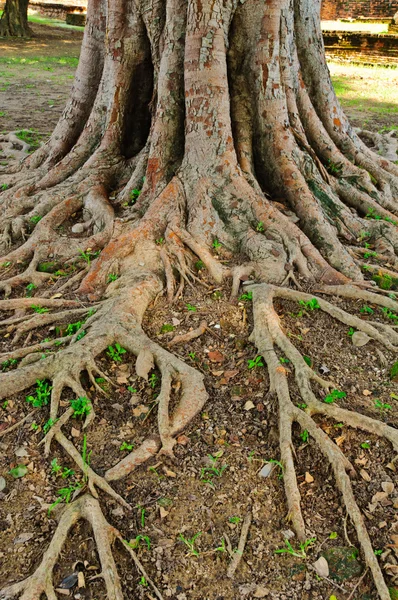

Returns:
381,307,398,323
323,389,346,404
179,532,202,557
31,304,49,314
195,260,205,271
390,361,398,380
1,183,9,191
48,482,82,514
275,537,316,558
139,576,148,587
107,273,119,282
279,357,290,364
374,398,391,412
78,248,100,266
365,207,397,225
186,303,197,312
228,516,241,524
299,298,320,311
30,215,42,224
26,380,52,408
51,458,62,474
160,323,174,333
239,290,253,301
248,356,264,369
149,373,158,389
120,441,134,451
127,535,151,551
303,355,312,367
256,221,265,232
267,459,284,479
70,396,91,419
25,282,37,297
347,327,355,337
129,188,141,203
107,343,127,362
361,442,371,449
43,418,57,434
15,129,44,152
1,358,18,371
200,454,227,486
300,430,309,443
326,160,343,176
360,305,374,314
212,239,222,250
363,251,377,259
155,237,164,245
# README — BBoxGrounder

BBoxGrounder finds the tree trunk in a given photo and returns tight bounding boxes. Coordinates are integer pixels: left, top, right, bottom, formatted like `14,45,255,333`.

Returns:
0,0,31,37
0,0,398,598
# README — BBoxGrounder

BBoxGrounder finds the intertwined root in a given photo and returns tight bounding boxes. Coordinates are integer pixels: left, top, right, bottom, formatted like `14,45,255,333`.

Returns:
249,282,398,600
0,494,163,600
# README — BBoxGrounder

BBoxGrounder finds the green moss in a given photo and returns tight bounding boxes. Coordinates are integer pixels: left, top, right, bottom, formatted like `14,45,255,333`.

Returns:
307,180,341,219
37,262,57,273
372,273,398,291
390,361,398,381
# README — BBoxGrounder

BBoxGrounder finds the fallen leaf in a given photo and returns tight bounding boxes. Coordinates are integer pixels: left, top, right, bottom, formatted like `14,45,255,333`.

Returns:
159,506,169,519
116,375,129,384
372,491,388,503
177,435,189,446
259,463,273,478
163,467,177,478
362,389,372,396
360,469,371,482
208,350,225,363
132,405,149,418
224,370,239,381
352,331,371,347
334,435,345,446
71,427,80,438
381,481,394,495
244,400,255,411
305,472,314,483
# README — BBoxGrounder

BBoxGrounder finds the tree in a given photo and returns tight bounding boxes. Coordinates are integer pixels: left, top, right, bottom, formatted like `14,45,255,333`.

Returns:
0,0,397,597
0,0,31,37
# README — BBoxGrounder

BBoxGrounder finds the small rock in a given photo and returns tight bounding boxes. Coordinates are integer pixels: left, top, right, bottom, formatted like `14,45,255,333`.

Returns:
352,331,371,347
14,532,34,544
363,389,372,396
372,491,388,503
71,223,85,234
129,394,140,406
259,463,273,478
111,403,124,412
382,481,394,495
319,365,330,375
305,472,314,483
360,469,371,482
172,318,180,326
312,556,329,578
0,477,6,492
71,427,80,438
177,435,189,446
253,585,270,598
322,546,363,583
111,507,124,518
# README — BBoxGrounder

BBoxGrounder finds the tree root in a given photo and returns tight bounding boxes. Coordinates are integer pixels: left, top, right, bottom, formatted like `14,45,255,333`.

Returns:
168,319,207,346
0,494,129,600
248,282,396,600
226,511,252,578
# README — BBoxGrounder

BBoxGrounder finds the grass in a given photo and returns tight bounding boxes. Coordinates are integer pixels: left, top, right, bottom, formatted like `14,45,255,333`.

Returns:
28,12,85,32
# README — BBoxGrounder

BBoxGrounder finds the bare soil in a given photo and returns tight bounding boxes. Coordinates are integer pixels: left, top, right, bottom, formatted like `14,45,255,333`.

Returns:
0,21,398,600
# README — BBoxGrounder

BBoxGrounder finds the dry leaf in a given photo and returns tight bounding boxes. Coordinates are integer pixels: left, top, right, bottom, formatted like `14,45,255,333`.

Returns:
159,507,169,519
71,427,80,438
163,467,177,478
360,469,371,482
372,491,388,504
177,435,189,446
224,370,239,381
135,349,154,380
381,481,394,495
334,435,345,447
132,404,149,418
362,389,372,396
305,472,314,483
116,375,129,384
244,400,255,411
208,350,225,363
50,293,63,299
312,556,329,578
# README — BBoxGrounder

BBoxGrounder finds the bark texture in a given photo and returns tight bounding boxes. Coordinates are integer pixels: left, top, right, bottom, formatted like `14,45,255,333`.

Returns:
0,0,31,37
0,0,397,597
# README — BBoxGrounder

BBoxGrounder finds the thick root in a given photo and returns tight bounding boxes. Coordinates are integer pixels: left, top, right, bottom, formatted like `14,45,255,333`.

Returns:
249,282,396,600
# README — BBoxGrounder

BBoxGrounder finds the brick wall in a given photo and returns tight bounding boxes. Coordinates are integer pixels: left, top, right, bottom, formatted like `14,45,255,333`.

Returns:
321,0,398,20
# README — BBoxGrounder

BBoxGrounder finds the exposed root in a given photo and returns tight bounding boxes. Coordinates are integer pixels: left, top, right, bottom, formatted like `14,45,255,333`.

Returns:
226,511,252,578
249,282,396,600
0,409,36,439
0,495,127,600
168,320,207,346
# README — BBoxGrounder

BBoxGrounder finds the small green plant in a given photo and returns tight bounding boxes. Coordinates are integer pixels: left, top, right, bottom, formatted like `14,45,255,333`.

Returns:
43,418,57,434
212,239,222,250
25,282,37,297
323,389,346,404
2,400,8,409
129,188,141,203
160,323,174,333
1,183,9,191
381,307,398,323
363,251,377,259
361,442,371,449
120,441,134,451
9,465,28,479
78,248,100,266
256,221,265,232
275,537,316,558
296,403,307,410
267,459,284,479
138,576,148,587
107,273,119,282
374,398,391,412
127,535,151,551
248,356,264,369
215,538,226,552
188,351,196,360
127,386,137,393
228,516,241,524
31,422,39,431
326,160,342,176
195,260,205,271
186,303,197,312
26,380,52,408
329,531,338,540
179,532,201,557
155,237,164,245
70,396,91,419
51,458,62,474
299,298,320,311
1,358,18,371
239,290,253,301
61,467,75,479
200,454,228,486
107,343,127,362
374,549,383,556
31,304,49,314
360,305,374,314
303,355,312,367
149,373,158,388
279,357,290,364
212,290,223,300
30,215,42,224
300,429,309,443
347,327,355,337
48,482,82,514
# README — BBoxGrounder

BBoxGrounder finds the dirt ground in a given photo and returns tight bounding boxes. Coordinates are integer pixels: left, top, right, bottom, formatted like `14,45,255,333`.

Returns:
0,21,398,600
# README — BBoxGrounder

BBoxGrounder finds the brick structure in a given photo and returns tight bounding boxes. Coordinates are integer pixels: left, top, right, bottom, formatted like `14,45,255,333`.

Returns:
321,0,398,20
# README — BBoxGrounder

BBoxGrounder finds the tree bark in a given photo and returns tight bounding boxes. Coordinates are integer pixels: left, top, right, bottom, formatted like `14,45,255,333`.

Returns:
0,0,398,597
0,0,31,37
